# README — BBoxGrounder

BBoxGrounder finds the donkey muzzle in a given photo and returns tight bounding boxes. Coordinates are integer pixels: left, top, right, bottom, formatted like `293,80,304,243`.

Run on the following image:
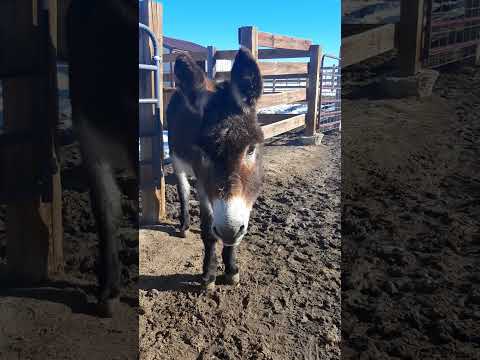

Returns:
212,197,250,246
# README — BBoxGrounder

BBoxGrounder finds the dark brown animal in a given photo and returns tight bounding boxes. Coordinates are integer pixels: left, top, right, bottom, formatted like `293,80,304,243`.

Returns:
167,48,264,289
67,0,138,316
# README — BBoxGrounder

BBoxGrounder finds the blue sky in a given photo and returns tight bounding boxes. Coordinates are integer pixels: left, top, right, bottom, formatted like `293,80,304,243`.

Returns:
159,0,340,59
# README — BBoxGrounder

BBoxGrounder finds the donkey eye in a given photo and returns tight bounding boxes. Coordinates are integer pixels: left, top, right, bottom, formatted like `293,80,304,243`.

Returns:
246,144,256,156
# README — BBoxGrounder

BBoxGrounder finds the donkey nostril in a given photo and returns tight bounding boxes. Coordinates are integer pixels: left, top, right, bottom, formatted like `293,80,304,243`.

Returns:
235,225,245,238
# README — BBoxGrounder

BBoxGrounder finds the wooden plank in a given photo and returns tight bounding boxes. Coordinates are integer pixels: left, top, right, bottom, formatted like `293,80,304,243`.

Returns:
215,48,310,60
399,0,424,75
215,50,238,60
3,1,63,283
215,71,230,81
259,48,310,59
258,113,294,125
239,26,258,58
258,31,312,51
261,114,306,139
259,62,308,76
341,23,396,68
163,51,208,62
257,89,306,109
207,46,216,79
305,45,321,136
263,73,308,80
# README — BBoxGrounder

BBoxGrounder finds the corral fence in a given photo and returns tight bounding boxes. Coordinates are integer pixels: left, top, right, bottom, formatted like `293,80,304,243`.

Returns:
342,0,480,74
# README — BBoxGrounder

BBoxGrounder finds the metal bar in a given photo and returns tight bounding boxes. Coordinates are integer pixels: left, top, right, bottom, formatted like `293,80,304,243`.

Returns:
139,64,158,71
139,98,159,104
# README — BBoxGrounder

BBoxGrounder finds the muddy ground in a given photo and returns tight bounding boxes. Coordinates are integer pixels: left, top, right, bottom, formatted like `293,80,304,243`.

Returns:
139,131,341,360
0,67,139,360
342,52,480,359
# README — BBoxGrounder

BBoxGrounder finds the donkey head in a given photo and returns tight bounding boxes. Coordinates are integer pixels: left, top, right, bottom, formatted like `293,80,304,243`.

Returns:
174,47,264,246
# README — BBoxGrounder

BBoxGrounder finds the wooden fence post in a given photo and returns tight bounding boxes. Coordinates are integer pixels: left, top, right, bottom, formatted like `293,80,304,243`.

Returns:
239,26,258,58
305,44,322,137
399,0,425,76
139,0,165,224
207,46,216,80
3,0,63,283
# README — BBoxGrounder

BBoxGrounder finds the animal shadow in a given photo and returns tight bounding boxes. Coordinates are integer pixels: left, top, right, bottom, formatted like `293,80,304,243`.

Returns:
139,274,203,294
142,223,201,238
0,279,99,316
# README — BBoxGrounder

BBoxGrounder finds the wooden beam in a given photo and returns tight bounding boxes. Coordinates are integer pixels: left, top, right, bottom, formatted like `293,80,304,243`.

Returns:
215,50,238,60
214,71,230,81
3,2,63,283
341,23,396,68
207,46,216,79
259,48,310,59
259,62,308,76
163,51,207,62
305,45,322,136
215,48,310,60
258,113,294,125
399,0,424,75
261,114,306,139
263,73,307,80
239,26,258,58
258,31,312,51
257,89,306,109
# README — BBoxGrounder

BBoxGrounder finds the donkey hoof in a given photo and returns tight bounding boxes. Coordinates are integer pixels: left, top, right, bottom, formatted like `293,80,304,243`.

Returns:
225,272,240,286
179,228,189,238
202,280,216,291
97,297,119,318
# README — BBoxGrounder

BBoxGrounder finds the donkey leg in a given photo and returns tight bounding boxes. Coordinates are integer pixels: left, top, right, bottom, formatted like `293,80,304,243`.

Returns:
222,246,240,286
76,120,122,317
198,186,217,290
88,162,122,316
172,155,190,238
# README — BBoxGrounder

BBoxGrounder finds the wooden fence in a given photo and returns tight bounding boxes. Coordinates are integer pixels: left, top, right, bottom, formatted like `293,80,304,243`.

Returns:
162,26,323,140
0,0,63,283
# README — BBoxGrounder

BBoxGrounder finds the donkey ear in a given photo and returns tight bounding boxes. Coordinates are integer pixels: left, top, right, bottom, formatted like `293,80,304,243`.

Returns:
231,47,263,107
174,53,207,94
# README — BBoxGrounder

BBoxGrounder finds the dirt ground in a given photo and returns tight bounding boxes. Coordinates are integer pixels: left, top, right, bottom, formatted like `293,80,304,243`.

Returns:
139,132,341,360
342,52,480,358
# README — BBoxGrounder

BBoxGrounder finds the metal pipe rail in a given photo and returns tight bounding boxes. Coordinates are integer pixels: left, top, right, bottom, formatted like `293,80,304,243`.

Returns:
139,22,163,189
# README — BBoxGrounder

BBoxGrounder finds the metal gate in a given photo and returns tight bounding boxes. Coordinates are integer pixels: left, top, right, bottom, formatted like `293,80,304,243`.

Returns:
138,22,163,189
318,54,341,132
424,0,480,68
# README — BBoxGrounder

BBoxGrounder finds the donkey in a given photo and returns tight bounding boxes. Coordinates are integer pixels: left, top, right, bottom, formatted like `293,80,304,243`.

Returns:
167,48,264,289
67,0,138,316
